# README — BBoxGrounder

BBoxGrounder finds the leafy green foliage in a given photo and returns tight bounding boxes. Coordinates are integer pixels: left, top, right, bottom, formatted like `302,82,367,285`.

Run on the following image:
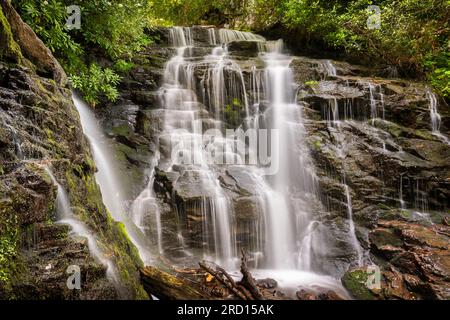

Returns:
15,0,154,106
224,98,242,127
158,0,449,98
279,0,450,97
19,0,83,59
150,0,251,27
70,64,121,107
13,0,450,99
114,59,135,73
0,208,19,286
427,52,450,98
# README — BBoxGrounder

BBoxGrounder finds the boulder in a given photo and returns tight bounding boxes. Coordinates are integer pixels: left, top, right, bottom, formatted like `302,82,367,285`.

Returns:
227,40,261,57
1,1,67,85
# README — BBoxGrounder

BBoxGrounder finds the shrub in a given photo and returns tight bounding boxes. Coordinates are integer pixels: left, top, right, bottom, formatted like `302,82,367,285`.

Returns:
70,64,121,107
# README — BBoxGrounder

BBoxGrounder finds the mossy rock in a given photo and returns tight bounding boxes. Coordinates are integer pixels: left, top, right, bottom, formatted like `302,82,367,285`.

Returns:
341,268,378,300
0,6,22,63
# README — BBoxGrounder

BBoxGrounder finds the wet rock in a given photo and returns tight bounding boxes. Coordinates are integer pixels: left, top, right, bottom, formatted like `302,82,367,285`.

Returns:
0,7,147,298
233,196,260,220
363,220,450,299
1,1,66,85
341,267,381,300
256,278,278,289
296,289,317,300
228,41,260,57
318,290,346,300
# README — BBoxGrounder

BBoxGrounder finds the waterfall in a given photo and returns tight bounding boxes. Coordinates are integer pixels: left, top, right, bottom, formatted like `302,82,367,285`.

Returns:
344,184,364,266
369,83,378,124
131,154,163,255
218,29,265,43
427,91,441,133
427,91,449,145
323,60,337,77
157,30,238,268
72,94,153,264
43,167,119,284
123,27,361,295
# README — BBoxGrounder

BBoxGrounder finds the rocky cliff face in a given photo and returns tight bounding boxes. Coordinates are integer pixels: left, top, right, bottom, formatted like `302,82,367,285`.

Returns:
0,1,147,299
295,60,450,299
95,26,449,299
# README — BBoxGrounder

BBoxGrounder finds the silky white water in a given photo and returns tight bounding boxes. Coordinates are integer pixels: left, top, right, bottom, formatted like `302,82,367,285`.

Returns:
157,29,238,268
427,90,450,145
44,166,119,284
71,26,372,296
73,93,153,264
144,27,348,277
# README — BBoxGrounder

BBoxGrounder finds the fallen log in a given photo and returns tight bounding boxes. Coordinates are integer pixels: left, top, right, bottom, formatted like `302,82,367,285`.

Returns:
198,261,251,300
140,266,208,300
239,249,264,300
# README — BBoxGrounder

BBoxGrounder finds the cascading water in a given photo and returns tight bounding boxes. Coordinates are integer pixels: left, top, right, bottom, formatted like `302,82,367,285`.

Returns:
323,60,337,77
427,90,450,145
73,93,153,264
131,153,163,255
344,184,364,266
129,26,358,295
43,166,119,284
427,90,441,133
155,28,239,268
259,42,319,269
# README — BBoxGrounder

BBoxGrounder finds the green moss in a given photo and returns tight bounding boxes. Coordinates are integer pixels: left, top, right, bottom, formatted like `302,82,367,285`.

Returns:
112,125,132,138
0,7,22,63
341,269,377,300
373,119,435,141
64,165,148,299
0,199,20,291
305,80,319,86
312,139,322,151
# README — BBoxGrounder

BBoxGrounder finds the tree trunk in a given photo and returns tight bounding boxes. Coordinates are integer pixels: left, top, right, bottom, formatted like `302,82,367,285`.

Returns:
140,266,208,300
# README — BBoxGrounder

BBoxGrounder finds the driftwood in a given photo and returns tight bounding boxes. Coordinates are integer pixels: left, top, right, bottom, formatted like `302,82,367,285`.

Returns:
140,266,207,300
238,249,264,300
140,251,265,300
198,261,251,300
198,250,264,300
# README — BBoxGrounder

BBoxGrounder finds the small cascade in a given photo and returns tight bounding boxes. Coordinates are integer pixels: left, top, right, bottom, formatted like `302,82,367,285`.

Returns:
323,60,337,77
73,93,153,264
157,28,239,268
169,26,193,47
398,176,434,224
368,83,386,126
320,83,365,267
43,167,119,284
204,47,249,127
325,98,340,127
218,29,265,43
427,91,450,145
344,184,364,266
399,174,406,210
369,83,378,124
72,94,127,222
258,39,284,53
3,121,24,159
131,154,163,255
208,28,217,45
427,91,441,133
